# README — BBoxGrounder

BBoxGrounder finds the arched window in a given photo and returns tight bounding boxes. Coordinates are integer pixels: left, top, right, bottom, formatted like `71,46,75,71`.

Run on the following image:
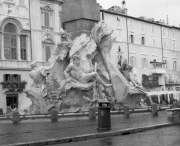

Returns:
42,37,54,62
4,23,17,60
130,56,137,67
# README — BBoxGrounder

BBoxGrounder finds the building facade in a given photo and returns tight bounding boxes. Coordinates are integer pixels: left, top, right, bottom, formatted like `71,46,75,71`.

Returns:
100,2,180,93
0,0,64,113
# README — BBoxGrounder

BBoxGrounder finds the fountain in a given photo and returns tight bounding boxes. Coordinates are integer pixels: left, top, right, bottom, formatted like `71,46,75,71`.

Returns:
25,21,151,114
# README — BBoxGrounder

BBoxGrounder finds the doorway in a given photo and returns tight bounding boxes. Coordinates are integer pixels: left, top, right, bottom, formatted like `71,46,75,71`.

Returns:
6,94,18,109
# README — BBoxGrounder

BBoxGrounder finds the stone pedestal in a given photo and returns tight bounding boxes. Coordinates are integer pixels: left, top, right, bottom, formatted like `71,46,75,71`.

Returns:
62,0,100,40
89,106,96,120
124,105,130,118
12,111,20,124
151,103,158,116
51,109,58,122
172,101,179,115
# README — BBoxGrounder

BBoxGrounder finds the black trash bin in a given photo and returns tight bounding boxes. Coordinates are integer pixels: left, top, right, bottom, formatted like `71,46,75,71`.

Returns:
98,101,111,130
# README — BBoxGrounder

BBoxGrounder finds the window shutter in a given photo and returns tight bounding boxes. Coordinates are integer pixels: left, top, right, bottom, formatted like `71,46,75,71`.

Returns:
18,75,21,82
130,56,133,66
141,58,143,68
134,57,137,67
10,75,13,81
129,35,131,43
3,74,6,81
144,37,146,45
146,58,148,68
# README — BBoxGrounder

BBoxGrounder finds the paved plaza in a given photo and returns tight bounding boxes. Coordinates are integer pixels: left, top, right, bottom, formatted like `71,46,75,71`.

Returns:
0,111,180,146
54,126,180,146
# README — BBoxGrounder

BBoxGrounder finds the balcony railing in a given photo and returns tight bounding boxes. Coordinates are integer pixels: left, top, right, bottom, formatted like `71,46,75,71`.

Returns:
165,81,180,86
0,81,27,92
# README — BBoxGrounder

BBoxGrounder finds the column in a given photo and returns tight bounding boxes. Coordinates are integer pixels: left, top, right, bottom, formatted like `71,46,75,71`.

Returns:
0,32,2,59
26,35,31,61
1,33,5,60
17,34,21,60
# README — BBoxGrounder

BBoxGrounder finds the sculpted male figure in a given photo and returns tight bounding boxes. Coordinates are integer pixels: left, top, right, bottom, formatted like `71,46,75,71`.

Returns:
25,60,58,114
64,55,112,88
29,60,57,90
119,59,140,88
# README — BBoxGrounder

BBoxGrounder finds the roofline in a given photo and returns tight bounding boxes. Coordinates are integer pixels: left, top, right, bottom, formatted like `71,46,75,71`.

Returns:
100,9,180,29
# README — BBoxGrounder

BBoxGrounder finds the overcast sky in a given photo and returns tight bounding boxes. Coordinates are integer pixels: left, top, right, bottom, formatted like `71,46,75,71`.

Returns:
97,0,180,27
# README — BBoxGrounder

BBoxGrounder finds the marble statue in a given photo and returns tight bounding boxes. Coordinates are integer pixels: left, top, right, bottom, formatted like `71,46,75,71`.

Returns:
25,60,58,114
119,59,141,88
25,21,150,114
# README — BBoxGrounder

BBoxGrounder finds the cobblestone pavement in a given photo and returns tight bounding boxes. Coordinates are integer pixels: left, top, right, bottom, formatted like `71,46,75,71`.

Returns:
0,112,180,145
54,126,180,146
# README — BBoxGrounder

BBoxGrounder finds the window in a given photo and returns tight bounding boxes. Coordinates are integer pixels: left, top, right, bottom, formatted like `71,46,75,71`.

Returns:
20,35,27,60
19,0,25,5
130,56,137,67
44,11,50,27
3,74,21,82
6,94,18,109
141,37,145,45
141,56,148,68
152,38,156,46
4,23,17,60
41,6,53,27
172,41,176,50
117,29,121,41
130,35,134,43
45,46,51,62
173,60,177,70
102,13,104,20
141,22,144,32
163,40,166,49
117,17,120,27
151,24,155,34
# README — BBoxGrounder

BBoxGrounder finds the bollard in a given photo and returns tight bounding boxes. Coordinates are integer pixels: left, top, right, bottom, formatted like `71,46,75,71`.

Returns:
51,109,58,122
172,101,179,115
89,106,96,120
151,103,158,116
124,105,130,118
12,111,20,124
172,101,179,108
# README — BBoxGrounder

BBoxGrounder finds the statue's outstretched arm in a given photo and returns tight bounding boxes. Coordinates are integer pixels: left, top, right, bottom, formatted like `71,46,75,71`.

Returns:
119,59,127,71
44,60,57,71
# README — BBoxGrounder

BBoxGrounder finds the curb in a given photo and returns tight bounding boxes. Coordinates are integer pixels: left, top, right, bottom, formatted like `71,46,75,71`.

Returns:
4,121,180,146
0,106,170,121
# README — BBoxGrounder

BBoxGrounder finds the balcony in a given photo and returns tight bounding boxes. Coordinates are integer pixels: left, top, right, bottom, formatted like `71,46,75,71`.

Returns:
150,61,166,74
0,81,27,92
